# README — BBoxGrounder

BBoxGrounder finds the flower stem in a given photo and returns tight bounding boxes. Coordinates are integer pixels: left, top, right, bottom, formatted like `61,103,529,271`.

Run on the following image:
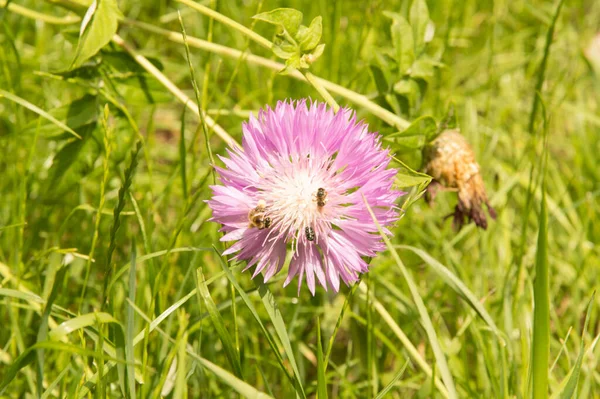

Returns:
1,0,81,24
122,19,410,131
175,0,272,50
304,71,340,112
111,34,240,149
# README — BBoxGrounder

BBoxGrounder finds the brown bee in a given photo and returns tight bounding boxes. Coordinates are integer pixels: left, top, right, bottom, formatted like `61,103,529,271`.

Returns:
248,200,271,230
314,187,327,208
305,226,315,241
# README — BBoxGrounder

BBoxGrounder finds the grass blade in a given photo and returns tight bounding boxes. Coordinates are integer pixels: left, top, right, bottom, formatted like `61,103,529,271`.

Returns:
397,245,502,340
531,188,549,399
194,264,243,378
375,358,410,399
363,195,458,399
125,240,137,398
558,291,596,399
0,88,81,139
256,282,306,397
217,252,306,398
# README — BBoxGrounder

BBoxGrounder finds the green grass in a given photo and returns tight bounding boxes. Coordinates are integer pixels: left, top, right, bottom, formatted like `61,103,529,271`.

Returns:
1,0,600,397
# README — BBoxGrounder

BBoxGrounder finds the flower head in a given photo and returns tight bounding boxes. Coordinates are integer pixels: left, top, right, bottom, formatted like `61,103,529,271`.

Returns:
208,100,403,294
423,129,496,230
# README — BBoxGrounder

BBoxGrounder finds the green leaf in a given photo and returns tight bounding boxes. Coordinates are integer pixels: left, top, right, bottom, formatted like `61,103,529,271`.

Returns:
370,65,390,94
395,168,431,188
272,40,299,60
253,8,303,36
531,188,549,399
383,12,415,75
559,291,596,399
22,95,98,138
411,58,437,80
409,0,430,54
0,88,82,139
297,16,322,51
71,0,123,69
386,115,436,147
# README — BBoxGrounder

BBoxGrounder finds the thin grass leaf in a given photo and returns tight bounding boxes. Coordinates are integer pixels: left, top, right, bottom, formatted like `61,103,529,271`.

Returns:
531,188,549,399
36,264,68,397
375,358,410,399
194,264,243,378
0,342,125,395
216,251,306,398
528,0,565,134
0,88,81,138
127,296,274,399
363,195,458,399
125,240,137,398
256,282,306,397
397,245,502,341
559,291,596,399
0,288,44,303
316,317,327,399
41,365,71,399
48,312,120,341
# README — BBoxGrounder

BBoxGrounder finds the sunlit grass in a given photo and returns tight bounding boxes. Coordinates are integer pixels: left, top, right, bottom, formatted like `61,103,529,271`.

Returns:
1,0,599,397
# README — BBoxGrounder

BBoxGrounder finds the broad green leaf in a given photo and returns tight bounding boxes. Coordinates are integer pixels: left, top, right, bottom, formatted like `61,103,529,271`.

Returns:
411,58,437,80
409,0,430,54
253,8,303,36
71,0,122,69
395,169,431,188
297,16,322,51
383,11,414,75
0,88,81,139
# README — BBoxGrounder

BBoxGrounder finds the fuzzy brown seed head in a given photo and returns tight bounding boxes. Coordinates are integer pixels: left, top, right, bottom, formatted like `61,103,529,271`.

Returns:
423,129,496,230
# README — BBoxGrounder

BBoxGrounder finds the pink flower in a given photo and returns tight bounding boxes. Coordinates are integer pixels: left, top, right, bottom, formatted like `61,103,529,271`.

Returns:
208,100,403,294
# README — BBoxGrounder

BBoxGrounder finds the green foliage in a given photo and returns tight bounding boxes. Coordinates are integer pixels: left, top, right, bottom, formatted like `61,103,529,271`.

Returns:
254,8,325,72
0,0,598,397
71,0,123,68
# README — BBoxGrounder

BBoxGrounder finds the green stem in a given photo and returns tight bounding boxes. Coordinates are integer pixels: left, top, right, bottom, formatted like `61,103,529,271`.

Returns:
304,72,339,111
122,19,409,130
166,4,409,130
0,0,81,24
175,0,272,50
111,34,240,149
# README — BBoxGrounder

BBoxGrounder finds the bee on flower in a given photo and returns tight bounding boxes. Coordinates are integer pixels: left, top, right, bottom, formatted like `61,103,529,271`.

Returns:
207,100,403,294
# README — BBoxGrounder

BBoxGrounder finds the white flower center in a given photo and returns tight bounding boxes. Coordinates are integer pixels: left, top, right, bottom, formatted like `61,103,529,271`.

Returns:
255,157,336,244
